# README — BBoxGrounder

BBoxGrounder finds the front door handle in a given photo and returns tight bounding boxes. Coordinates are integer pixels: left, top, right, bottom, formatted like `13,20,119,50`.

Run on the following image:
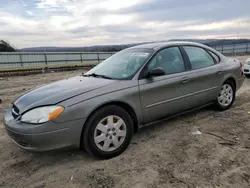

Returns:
181,77,190,84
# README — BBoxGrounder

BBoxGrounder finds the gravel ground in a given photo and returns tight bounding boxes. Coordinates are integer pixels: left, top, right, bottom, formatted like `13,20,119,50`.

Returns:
0,58,250,188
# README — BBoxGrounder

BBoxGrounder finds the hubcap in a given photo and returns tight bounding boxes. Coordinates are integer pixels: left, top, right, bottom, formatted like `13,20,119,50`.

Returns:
94,115,127,152
218,84,233,107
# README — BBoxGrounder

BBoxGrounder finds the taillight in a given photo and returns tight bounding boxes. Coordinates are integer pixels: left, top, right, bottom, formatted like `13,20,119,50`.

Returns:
233,59,243,68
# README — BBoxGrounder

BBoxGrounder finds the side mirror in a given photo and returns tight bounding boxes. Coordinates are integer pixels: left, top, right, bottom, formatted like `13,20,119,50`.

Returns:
148,67,165,77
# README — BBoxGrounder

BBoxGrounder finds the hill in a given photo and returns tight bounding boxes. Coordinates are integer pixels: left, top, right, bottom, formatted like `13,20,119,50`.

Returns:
19,39,250,52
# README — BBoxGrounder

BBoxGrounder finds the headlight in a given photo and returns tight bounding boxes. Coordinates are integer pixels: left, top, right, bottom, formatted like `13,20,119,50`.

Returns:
21,106,64,124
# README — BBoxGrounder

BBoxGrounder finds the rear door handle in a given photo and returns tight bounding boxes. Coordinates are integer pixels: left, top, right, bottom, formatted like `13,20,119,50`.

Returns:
217,70,223,75
181,77,190,84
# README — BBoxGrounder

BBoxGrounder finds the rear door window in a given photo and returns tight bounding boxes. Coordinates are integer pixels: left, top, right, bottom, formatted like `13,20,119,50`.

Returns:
183,46,215,70
207,51,220,63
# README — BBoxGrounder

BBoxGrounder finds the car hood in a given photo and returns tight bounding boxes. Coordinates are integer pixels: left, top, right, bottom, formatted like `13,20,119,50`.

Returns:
14,76,118,114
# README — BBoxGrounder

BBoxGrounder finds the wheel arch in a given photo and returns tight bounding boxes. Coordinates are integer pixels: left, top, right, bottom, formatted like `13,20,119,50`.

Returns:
223,76,236,89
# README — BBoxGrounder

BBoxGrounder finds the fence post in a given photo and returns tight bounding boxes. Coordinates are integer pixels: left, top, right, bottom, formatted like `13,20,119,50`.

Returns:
19,53,23,67
44,53,47,65
80,53,83,63
233,43,235,55
97,52,100,63
246,43,248,54
222,46,224,54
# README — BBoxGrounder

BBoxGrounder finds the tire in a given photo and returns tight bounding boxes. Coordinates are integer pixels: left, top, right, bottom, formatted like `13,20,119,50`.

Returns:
215,80,236,111
82,105,133,159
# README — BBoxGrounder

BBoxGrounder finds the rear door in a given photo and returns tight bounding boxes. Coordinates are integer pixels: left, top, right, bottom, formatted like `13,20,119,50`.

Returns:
180,46,224,107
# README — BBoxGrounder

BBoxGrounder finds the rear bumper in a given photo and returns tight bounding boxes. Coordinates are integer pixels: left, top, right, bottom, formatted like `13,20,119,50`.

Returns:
236,77,245,91
3,108,86,151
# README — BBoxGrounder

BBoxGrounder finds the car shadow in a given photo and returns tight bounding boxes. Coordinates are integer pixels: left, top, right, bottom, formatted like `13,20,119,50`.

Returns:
137,105,215,134
30,147,96,162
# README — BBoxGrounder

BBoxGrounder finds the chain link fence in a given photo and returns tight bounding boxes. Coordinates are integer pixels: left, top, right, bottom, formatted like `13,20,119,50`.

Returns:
210,42,250,56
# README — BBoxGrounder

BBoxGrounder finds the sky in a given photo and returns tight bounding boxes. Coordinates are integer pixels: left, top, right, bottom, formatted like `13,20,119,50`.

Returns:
0,0,250,48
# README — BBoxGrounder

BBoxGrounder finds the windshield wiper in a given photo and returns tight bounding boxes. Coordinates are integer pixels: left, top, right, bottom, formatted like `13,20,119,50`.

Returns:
83,73,113,79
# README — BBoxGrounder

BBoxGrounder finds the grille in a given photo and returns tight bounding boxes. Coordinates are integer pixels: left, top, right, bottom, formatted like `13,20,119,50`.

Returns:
12,105,20,119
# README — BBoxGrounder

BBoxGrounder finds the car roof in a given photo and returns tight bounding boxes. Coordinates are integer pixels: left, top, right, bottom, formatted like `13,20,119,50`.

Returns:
128,41,211,51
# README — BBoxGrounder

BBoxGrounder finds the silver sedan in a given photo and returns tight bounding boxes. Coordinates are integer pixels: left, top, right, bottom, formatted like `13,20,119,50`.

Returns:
3,42,244,159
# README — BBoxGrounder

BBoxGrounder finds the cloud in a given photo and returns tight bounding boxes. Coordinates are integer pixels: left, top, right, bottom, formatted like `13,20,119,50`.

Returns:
37,0,59,9
175,18,250,31
0,0,249,48
26,10,33,16
0,12,39,30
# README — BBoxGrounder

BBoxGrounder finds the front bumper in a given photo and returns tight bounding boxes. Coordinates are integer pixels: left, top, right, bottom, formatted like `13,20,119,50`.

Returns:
3,108,86,151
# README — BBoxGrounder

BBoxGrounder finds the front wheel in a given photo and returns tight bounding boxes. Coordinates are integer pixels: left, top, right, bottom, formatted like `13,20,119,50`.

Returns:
215,81,235,111
82,105,133,159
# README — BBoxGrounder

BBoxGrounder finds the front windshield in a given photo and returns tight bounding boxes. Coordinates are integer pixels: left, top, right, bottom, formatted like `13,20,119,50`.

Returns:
86,49,153,79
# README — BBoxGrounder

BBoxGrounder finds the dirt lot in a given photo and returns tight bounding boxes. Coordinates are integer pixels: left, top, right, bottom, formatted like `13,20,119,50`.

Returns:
1,58,250,188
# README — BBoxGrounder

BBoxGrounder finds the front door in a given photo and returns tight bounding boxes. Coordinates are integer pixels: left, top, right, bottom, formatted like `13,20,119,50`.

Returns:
138,46,195,124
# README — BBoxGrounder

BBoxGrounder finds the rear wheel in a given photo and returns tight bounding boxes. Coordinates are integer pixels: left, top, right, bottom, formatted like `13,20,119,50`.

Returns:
215,81,235,111
82,105,133,159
